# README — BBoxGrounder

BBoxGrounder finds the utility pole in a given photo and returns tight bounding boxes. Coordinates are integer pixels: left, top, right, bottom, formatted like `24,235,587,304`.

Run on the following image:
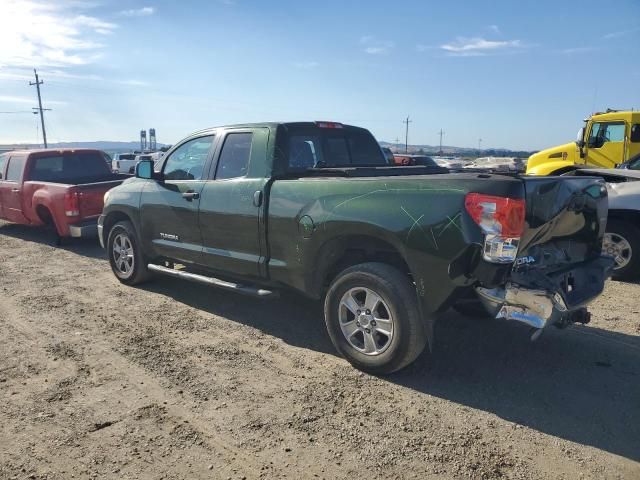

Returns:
478,138,482,154
30,69,50,148
403,116,412,153
438,129,445,155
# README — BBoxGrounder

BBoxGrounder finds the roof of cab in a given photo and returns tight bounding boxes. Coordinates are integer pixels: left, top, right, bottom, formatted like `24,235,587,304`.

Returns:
2,148,103,156
188,121,367,136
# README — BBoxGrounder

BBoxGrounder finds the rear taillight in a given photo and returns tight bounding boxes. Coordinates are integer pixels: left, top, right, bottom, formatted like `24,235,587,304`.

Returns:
64,191,80,217
315,121,344,129
465,193,525,263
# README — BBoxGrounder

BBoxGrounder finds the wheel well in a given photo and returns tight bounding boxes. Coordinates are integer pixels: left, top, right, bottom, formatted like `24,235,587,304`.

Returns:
608,210,640,227
103,211,133,241
313,235,411,296
35,205,53,225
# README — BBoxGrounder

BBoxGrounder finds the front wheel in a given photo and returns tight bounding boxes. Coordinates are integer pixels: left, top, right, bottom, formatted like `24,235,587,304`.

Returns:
107,220,152,285
603,220,640,281
324,262,427,374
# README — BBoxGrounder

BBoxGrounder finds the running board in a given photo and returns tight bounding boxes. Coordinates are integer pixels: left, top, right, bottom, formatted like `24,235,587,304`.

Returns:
147,264,276,298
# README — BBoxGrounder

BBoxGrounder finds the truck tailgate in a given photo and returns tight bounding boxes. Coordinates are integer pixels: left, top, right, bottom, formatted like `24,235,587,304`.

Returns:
75,179,124,218
519,176,608,264
514,176,611,308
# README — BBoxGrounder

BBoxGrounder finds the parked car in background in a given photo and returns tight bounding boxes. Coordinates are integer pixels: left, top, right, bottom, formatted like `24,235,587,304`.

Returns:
616,152,640,170
464,156,526,172
568,167,640,280
381,147,395,163
0,149,128,242
99,121,612,374
432,156,465,169
392,154,441,168
111,153,137,174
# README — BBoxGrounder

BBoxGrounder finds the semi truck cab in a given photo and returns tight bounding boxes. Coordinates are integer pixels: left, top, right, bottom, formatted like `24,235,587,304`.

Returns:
527,110,640,175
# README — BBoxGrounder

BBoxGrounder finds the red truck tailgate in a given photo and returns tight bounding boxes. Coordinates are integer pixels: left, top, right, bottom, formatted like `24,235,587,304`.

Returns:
74,180,124,218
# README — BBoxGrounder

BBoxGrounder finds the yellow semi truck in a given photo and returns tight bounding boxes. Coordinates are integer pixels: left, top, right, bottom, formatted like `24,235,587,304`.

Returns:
526,110,640,175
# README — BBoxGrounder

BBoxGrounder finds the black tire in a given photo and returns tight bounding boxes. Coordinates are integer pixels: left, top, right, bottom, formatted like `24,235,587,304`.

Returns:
38,207,63,246
324,262,427,375
605,219,640,281
106,220,152,285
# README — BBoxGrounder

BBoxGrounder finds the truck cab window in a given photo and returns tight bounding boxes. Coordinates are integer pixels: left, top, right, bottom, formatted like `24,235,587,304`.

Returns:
163,135,214,180
589,122,625,147
0,154,6,179
6,156,24,182
631,124,640,143
216,133,253,179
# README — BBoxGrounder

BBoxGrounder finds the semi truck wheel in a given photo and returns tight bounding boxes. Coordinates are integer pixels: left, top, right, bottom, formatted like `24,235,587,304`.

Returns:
603,220,640,281
324,262,427,374
107,220,152,285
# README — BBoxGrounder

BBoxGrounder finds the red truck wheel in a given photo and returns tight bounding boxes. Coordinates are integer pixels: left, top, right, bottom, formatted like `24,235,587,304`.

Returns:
324,262,427,374
107,220,152,285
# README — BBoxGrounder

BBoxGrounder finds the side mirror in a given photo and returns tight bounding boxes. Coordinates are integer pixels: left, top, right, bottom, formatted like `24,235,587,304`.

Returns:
135,160,154,179
575,127,585,148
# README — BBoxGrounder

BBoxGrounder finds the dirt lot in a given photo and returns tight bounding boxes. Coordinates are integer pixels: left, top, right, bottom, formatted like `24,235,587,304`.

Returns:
0,221,639,480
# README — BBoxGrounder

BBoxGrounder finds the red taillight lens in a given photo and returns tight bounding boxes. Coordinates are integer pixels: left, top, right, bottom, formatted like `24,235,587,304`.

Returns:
64,191,80,217
465,193,525,237
315,121,344,129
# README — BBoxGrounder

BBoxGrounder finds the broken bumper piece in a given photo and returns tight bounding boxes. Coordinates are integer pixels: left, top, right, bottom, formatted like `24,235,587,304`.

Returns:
475,283,568,330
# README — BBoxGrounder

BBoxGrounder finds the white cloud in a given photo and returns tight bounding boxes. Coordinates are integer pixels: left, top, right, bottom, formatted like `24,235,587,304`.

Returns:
0,94,66,106
440,37,523,56
559,46,598,55
119,7,155,17
488,25,501,34
360,35,394,55
602,28,639,40
0,1,117,68
117,79,150,86
294,61,319,69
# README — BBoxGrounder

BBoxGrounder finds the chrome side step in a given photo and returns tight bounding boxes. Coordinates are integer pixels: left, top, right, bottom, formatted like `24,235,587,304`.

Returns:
147,264,275,298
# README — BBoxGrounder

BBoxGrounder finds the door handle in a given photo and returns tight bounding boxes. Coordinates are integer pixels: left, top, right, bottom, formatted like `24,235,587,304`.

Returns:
11,188,20,193
182,191,200,201
253,190,263,207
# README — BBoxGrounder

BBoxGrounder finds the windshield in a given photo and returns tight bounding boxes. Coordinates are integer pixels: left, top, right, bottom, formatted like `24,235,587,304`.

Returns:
285,128,387,170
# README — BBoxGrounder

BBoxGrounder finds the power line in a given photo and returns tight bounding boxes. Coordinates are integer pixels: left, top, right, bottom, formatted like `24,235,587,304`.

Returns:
0,111,33,114
30,69,51,148
403,116,412,153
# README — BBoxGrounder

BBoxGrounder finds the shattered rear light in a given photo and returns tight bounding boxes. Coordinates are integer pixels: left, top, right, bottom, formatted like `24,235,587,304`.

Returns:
465,193,526,263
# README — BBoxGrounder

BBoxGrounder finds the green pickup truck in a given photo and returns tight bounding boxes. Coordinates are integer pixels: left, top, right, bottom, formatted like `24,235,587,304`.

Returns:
98,122,612,374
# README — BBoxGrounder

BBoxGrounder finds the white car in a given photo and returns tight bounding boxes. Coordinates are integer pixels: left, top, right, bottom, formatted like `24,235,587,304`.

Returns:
111,153,138,174
431,156,465,169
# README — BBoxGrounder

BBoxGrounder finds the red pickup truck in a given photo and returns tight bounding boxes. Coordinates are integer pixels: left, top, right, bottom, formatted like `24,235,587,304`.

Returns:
0,149,128,241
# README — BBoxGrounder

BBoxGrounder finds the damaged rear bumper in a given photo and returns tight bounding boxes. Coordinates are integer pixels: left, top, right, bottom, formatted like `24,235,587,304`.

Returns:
474,256,613,332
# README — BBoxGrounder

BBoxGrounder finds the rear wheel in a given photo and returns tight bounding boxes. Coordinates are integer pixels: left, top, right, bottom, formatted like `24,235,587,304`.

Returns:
603,220,640,281
324,262,427,374
107,220,152,285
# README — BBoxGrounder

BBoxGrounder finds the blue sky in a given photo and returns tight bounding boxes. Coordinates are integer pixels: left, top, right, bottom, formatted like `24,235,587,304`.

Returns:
0,0,639,150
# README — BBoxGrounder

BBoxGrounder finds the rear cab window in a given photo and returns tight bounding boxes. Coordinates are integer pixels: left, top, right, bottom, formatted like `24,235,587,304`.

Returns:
281,125,388,171
0,154,7,179
26,152,110,183
216,132,253,179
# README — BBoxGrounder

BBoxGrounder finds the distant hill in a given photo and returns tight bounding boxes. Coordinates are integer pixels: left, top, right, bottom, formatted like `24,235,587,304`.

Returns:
0,141,169,153
380,141,536,158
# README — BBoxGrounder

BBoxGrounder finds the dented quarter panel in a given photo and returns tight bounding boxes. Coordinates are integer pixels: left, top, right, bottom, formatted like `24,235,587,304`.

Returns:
267,173,525,317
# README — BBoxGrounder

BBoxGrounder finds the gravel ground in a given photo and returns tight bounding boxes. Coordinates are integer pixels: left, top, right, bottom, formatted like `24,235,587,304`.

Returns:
0,220,639,480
